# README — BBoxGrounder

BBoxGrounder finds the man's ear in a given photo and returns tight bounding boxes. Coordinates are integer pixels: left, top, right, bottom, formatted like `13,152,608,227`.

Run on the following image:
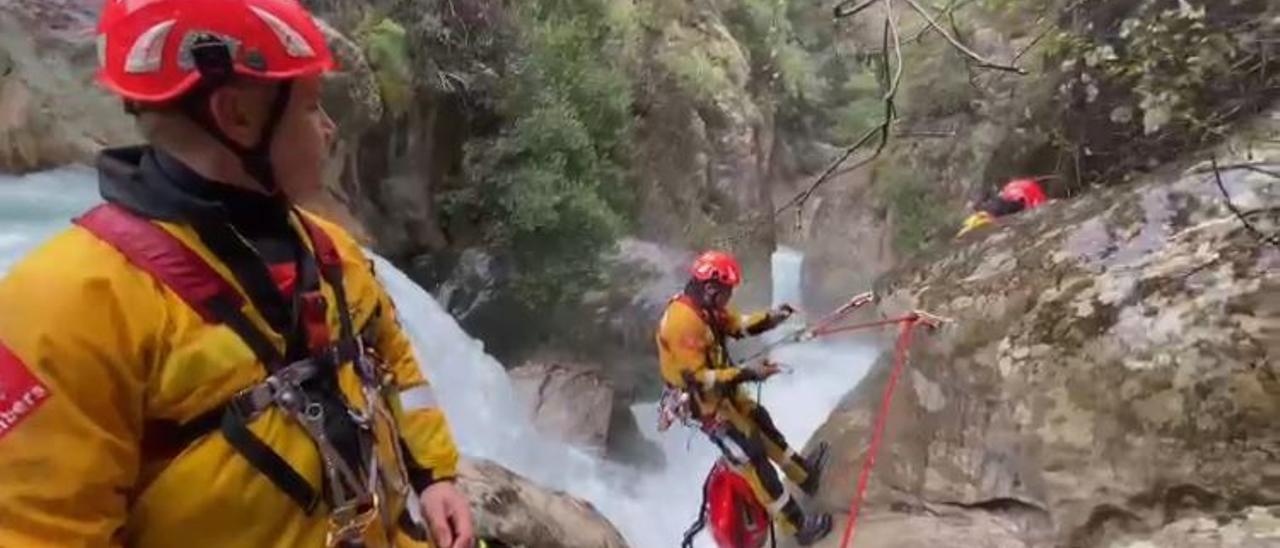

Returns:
205,85,262,147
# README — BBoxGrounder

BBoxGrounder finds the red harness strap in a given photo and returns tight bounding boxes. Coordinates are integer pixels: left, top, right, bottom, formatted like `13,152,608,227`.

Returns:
74,204,345,321
74,204,244,322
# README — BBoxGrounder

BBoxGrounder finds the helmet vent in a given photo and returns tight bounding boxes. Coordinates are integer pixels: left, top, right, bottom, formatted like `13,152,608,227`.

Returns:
123,19,175,74
249,6,317,58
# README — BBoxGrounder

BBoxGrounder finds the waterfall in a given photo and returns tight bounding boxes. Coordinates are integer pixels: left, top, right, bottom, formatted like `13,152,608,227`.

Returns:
771,244,805,310
0,168,879,547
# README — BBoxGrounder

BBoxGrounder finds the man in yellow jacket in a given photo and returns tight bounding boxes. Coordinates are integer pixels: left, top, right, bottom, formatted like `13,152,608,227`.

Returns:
0,1,473,547
657,251,832,545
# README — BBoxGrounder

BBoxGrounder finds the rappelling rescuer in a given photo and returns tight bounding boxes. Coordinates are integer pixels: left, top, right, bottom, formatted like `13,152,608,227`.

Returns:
957,177,1049,237
656,250,833,546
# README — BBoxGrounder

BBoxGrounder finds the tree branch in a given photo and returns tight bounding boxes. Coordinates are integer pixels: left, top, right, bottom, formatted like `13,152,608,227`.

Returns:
834,0,878,19
775,1,903,218
1210,157,1280,247
901,0,1027,74
1191,160,1280,178
904,0,970,44
1012,26,1053,63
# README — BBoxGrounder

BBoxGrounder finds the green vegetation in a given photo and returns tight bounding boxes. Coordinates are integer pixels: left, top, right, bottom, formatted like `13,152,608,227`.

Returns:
353,15,413,118
875,149,960,254
1065,0,1252,135
440,0,638,309
655,28,738,105
898,32,979,119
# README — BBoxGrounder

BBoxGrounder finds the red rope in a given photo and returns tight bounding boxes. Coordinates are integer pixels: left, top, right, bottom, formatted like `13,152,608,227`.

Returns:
810,315,917,337
837,317,919,548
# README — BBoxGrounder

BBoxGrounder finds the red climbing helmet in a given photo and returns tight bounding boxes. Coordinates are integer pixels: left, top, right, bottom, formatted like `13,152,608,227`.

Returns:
95,0,336,103
690,251,742,287
999,178,1048,209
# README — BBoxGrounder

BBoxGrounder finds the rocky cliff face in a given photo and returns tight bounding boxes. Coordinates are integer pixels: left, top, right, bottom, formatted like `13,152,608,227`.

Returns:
633,0,778,305
799,108,1279,548
0,0,138,173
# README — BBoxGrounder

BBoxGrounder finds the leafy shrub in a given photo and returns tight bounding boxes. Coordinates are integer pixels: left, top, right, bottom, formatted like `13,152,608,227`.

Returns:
353,15,413,118
441,0,637,309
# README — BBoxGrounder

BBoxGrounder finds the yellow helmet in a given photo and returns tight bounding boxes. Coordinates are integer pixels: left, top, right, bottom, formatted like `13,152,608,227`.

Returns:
956,211,995,238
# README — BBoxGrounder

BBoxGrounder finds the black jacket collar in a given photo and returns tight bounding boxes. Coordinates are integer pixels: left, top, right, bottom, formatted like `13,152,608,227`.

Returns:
96,146,291,232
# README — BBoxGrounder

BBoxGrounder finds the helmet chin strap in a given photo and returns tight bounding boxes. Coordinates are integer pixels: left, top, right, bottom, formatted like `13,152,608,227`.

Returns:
180,36,293,196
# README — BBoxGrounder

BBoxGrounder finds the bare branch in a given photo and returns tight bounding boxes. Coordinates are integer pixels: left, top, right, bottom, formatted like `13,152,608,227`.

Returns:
774,0,903,218
899,129,957,138
885,0,905,98
1191,160,1280,177
1244,165,1280,180
1012,26,1053,63
834,0,878,19
1210,156,1280,247
904,0,970,44
901,0,1027,74
774,123,882,215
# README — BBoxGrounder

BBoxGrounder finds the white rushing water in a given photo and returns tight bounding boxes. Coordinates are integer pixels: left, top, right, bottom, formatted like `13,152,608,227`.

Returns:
0,168,879,547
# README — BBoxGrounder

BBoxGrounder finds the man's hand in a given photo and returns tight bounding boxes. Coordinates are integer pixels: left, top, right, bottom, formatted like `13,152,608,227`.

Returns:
743,360,784,382
765,303,796,327
420,481,475,548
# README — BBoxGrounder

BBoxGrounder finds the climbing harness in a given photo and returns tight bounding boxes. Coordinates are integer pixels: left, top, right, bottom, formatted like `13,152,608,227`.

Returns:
74,203,424,547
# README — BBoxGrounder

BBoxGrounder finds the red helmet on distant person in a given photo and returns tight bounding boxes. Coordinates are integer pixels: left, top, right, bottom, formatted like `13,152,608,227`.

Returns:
95,0,335,103
999,178,1047,209
691,251,742,287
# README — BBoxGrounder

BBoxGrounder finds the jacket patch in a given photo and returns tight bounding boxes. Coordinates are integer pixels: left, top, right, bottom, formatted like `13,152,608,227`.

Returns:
680,334,706,351
0,342,51,440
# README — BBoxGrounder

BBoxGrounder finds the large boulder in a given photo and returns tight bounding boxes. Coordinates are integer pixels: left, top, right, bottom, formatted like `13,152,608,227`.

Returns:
458,458,629,548
801,109,1280,548
508,359,666,469
509,362,615,455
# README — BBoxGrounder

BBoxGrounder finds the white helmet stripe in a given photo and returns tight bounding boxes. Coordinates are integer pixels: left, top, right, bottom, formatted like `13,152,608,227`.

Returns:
124,19,175,74
249,6,316,59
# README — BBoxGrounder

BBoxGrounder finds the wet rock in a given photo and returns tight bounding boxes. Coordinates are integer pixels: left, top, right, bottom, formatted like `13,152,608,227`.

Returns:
790,504,1048,548
1106,506,1280,548
508,359,666,468
457,458,629,548
509,362,615,455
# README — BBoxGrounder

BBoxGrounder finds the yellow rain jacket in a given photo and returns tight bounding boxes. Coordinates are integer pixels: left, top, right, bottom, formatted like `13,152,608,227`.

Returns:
0,151,458,548
655,295,777,416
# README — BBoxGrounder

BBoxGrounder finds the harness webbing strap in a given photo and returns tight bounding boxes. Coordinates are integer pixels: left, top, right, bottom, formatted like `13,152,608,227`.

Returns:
74,204,243,322
74,203,353,514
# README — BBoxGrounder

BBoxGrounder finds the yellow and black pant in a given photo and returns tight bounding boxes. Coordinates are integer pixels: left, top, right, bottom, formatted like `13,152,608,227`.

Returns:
703,392,814,533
